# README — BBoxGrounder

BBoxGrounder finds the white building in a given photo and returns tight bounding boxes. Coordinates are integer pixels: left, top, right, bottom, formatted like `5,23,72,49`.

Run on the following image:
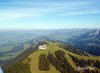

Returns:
39,45,47,50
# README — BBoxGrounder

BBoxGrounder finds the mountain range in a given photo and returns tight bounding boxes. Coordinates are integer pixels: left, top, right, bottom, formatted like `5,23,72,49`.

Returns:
67,29,100,56
0,29,100,73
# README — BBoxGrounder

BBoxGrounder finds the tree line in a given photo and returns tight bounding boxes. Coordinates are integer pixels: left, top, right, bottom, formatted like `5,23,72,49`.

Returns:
38,50,79,73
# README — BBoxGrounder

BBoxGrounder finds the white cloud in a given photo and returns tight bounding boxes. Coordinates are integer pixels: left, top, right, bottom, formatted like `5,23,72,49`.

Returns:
0,1,99,20
60,10,100,16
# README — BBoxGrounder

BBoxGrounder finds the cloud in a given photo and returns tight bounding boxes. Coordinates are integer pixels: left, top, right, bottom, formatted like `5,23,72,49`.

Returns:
60,10,100,16
0,1,100,20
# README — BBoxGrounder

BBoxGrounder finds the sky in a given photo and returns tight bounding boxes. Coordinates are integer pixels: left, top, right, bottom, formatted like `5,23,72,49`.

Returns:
0,0,100,30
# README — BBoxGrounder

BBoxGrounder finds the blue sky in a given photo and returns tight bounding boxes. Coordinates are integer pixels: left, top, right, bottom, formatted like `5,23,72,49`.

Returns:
0,0,100,30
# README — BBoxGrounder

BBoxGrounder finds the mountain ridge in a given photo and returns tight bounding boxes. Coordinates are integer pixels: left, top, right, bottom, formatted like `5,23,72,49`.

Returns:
2,41,100,73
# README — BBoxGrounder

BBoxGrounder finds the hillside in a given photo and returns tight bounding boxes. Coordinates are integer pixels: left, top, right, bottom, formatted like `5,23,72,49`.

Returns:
2,41,100,73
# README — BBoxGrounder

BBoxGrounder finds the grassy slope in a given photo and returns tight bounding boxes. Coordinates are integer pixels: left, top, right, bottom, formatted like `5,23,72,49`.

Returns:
25,42,60,73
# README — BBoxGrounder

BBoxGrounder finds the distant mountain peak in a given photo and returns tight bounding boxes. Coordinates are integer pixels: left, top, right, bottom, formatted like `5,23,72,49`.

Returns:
95,30,100,35
89,30,100,36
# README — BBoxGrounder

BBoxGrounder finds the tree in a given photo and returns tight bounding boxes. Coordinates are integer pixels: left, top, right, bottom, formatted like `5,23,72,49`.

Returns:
38,54,50,71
